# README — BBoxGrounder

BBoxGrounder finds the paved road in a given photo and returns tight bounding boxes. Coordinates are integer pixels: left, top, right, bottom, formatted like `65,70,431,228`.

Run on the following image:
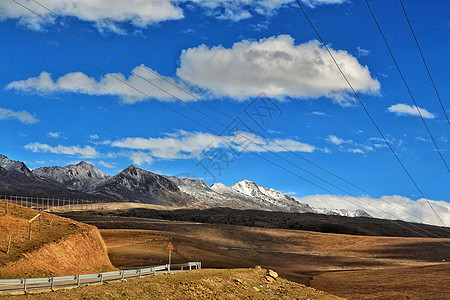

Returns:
0,271,164,294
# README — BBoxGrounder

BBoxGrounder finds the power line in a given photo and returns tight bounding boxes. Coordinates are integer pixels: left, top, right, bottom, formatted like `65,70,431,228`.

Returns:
1,9,448,242
364,0,449,173
7,0,448,231
294,0,446,227
399,0,450,128
20,0,441,226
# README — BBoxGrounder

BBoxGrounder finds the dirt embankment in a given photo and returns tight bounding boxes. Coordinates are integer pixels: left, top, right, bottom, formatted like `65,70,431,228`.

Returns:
0,200,115,278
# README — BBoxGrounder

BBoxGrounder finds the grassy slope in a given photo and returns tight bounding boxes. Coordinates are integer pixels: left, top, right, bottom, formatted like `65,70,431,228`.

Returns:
0,200,114,278
9,268,343,299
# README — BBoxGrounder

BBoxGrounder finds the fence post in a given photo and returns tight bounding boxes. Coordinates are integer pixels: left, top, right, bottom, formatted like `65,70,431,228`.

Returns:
77,275,80,286
51,277,54,290
6,234,11,254
39,210,42,231
139,269,142,278
23,278,26,293
28,223,32,240
121,271,125,281
100,273,103,284
153,268,156,275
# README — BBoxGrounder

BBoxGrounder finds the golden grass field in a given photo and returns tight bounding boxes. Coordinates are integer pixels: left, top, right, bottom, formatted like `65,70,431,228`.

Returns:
92,215,449,300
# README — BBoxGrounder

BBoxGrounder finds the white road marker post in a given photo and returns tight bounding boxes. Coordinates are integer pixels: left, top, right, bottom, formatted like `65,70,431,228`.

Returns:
166,242,174,274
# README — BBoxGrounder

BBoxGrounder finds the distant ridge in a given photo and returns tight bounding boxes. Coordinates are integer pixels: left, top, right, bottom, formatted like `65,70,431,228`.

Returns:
0,154,370,217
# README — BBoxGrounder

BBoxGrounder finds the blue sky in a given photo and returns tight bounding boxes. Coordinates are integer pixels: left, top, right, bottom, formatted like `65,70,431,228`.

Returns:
0,0,449,224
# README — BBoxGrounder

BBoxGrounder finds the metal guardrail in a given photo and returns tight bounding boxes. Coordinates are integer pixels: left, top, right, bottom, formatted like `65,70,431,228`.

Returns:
0,262,201,293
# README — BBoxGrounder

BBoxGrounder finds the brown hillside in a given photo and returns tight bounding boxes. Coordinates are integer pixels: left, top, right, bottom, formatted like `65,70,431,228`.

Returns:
0,200,115,278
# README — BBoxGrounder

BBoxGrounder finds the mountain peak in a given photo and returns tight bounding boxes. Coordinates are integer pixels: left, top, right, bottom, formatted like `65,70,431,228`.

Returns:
0,154,33,176
32,161,110,191
76,161,91,167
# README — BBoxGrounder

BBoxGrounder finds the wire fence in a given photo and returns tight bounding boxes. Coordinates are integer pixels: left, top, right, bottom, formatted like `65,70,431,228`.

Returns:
1,194,102,213
0,262,202,293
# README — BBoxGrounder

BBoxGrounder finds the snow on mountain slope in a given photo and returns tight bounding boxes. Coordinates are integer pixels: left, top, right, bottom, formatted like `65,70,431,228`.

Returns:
0,154,371,217
313,207,371,218
0,154,33,176
230,179,313,212
168,177,266,210
32,161,110,191
89,166,198,207
167,177,313,213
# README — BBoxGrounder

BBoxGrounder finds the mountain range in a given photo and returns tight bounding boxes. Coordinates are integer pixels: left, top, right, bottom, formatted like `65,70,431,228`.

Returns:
0,154,370,217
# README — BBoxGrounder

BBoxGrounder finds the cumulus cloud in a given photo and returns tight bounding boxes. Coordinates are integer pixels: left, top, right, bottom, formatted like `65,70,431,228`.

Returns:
0,0,183,32
6,65,194,104
24,143,99,158
0,107,38,124
8,37,378,106
177,36,380,105
296,194,450,226
111,130,317,161
388,103,436,119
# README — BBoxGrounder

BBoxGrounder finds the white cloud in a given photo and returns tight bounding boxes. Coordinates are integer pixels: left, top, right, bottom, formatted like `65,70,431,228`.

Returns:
301,0,347,8
6,65,194,104
24,143,99,158
177,36,380,105
47,132,61,138
349,148,365,154
111,130,317,161
97,160,116,168
90,134,100,140
0,107,38,124
388,103,436,119
0,0,183,32
327,135,352,145
310,111,328,116
129,151,154,166
356,46,370,57
0,0,346,32
190,0,346,21
296,194,450,226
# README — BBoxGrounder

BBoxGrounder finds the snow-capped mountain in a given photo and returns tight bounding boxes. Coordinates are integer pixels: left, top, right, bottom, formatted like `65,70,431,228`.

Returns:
0,154,33,176
313,207,371,218
88,166,198,207
170,177,314,213
33,161,110,191
230,179,310,211
0,154,371,217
